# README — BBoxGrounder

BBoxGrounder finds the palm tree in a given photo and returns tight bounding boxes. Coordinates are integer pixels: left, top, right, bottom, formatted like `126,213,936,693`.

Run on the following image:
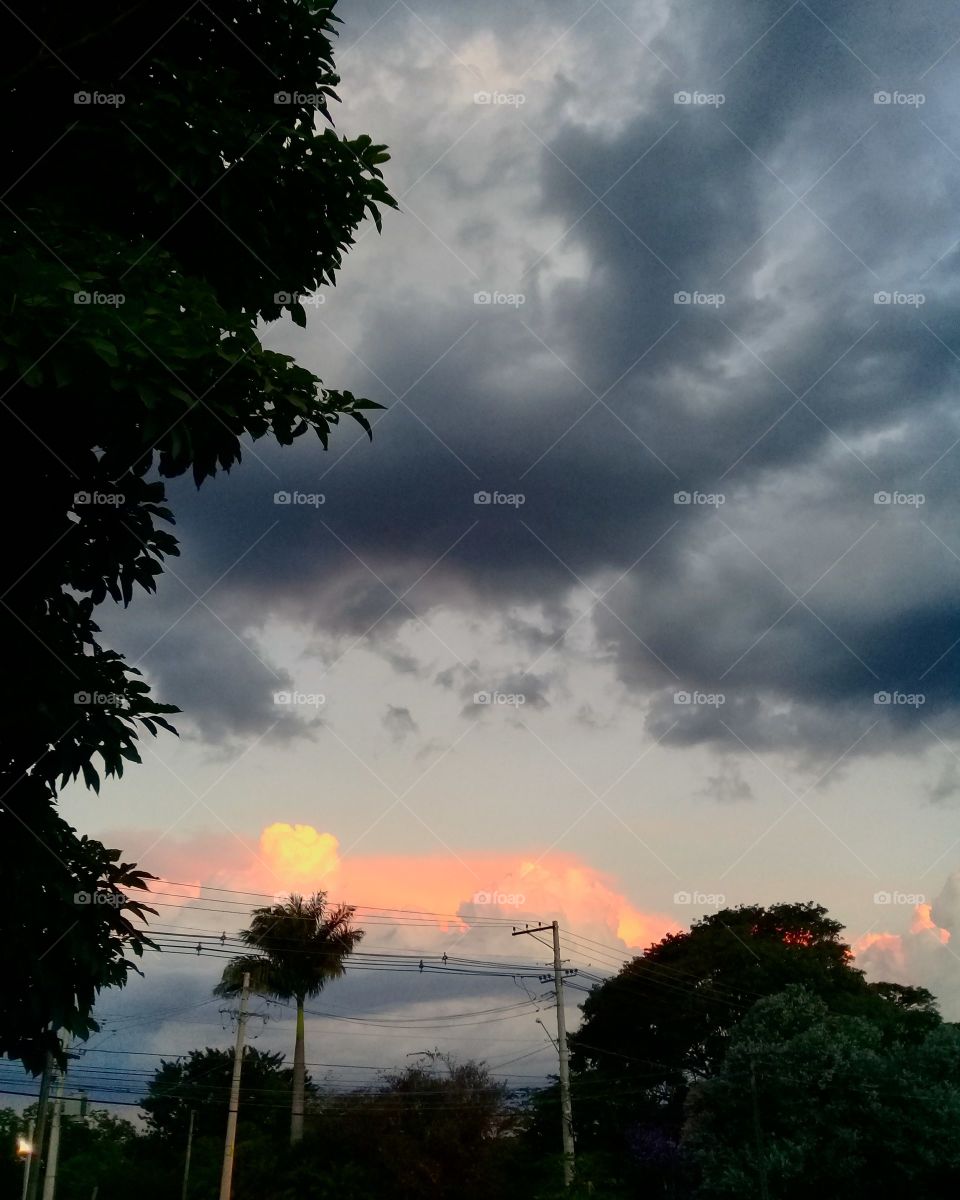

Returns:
214,891,363,1143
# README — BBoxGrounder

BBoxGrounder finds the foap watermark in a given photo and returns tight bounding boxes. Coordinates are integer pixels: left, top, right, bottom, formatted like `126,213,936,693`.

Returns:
674,290,725,307
674,90,725,107
874,890,924,905
74,691,126,707
474,490,525,507
474,691,526,707
873,290,924,307
674,890,725,907
472,890,526,906
874,490,924,507
273,690,325,708
874,690,925,708
74,490,125,506
274,490,325,506
74,890,125,907
74,291,125,307
74,91,125,106
274,290,325,307
474,290,525,307
874,90,925,107
473,90,526,107
674,490,725,508
674,690,725,707
274,91,327,106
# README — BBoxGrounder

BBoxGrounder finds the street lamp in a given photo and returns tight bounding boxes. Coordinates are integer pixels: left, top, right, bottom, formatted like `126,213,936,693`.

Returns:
17,1127,35,1200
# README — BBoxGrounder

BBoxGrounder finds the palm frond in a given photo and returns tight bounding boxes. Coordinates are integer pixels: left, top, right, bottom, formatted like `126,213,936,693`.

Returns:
213,954,291,1001
212,893,364,1003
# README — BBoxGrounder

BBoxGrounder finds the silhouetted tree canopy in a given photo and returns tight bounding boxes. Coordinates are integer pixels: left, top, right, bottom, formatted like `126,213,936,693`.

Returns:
0,0,395,1073
684,984,960,1199
565,902,942,1186
214,893,363,1143
142,1046,312,1142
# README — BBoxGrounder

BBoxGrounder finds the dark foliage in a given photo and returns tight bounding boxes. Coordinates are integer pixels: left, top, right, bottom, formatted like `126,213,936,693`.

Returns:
0,0,395,1072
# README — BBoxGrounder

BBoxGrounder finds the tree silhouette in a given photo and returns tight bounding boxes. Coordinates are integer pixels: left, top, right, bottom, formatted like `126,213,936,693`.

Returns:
215,893,363,1143
0,0,395,1072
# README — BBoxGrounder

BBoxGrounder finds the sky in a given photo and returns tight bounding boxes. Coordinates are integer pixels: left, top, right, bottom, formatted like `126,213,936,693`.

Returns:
29,0,960,1109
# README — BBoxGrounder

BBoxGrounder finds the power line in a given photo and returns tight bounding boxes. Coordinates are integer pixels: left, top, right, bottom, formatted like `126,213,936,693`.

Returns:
143,882,533,926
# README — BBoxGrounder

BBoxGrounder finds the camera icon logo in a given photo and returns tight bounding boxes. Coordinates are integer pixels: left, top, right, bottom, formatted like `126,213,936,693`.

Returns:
674,91,691,104
74,891,92,904
874,91,891,105
874,491,891,504
474,691,491,705
474,491,491,504
473,291,492,304
273,691,292,704
673,890,692,904
274,491,292,504
472,890,492,903
673,291,691,304
73,691,91,704
274,91,292,104
674,691,691,704
874,691,891,705
74,91,91,104
674,491,691,504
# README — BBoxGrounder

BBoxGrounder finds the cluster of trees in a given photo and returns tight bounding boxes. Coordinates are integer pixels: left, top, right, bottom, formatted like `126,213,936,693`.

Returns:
7,901,960,1198
3,1050,523,1200
535,902,960,1196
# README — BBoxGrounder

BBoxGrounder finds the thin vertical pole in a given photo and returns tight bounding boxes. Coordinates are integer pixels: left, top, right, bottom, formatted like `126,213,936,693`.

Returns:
218,973,250,1200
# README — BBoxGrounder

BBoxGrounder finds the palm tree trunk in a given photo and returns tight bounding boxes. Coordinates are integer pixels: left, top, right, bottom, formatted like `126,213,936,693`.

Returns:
291,995,306,1144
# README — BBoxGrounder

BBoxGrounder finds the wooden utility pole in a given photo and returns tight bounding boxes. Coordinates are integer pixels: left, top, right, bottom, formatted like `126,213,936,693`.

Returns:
218,972,250,1200
25,1050,54,1200
513,922,576,1186
41,1052,68,1200
181,1109,196,1200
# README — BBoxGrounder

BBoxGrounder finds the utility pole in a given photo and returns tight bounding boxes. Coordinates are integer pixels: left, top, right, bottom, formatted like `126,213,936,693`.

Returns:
513,921,575,1186
218,972,250,1200
181,1109,196,1200
41,1045,69,1200
26,1050,55,1200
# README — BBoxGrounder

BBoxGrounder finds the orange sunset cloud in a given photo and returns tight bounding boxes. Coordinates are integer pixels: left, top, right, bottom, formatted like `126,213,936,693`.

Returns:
137,821,678,953
853,897,952,985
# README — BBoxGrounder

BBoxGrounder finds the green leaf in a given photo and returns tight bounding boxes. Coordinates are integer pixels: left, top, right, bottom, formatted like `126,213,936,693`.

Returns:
90,339,119,368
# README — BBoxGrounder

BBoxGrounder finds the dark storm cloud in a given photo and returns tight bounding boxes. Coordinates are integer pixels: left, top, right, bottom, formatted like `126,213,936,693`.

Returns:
65,946,543,1103
98,576,315,747
383,704,420,742
108,0,960,759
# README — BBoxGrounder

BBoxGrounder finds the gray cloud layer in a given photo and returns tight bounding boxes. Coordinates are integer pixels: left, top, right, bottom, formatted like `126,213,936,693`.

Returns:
101,0,960,764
